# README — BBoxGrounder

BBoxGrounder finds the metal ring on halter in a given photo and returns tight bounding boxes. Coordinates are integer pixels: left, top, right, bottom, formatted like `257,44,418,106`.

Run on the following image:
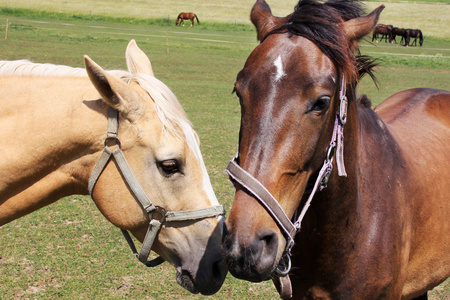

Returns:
275,238,294,276
275,252,292,276
104,136,121,148
150,206,167,223
285,237,295,252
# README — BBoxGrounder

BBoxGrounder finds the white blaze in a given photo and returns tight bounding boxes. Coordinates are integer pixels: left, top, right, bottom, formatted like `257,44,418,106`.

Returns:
274,55,286,82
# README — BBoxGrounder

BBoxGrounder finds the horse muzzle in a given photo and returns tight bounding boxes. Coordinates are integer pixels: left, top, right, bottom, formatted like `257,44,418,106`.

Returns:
176,255,227,295
221,224,279,282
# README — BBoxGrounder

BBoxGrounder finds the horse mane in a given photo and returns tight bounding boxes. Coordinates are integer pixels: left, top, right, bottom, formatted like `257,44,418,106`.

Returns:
0,59,192,142
266,0,377,84
357,94,372,108
0,59,130,79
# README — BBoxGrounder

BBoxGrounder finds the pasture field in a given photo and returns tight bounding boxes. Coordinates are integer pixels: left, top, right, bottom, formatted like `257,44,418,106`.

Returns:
0,0,449,38
0,1,449,299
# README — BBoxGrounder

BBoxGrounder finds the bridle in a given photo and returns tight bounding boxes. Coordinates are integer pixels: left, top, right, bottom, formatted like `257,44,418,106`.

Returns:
225,77,348,298
89,107,225,267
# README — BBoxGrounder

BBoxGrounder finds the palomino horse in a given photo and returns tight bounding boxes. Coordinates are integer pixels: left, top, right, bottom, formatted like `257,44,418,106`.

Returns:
221,0,450,299
0,40,227,295
175,12,200,27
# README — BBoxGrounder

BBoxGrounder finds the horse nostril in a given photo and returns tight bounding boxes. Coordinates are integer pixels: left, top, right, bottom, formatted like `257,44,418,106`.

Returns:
212,259,226,280
261,230,275,245
256,230,279,270
258,229,278,247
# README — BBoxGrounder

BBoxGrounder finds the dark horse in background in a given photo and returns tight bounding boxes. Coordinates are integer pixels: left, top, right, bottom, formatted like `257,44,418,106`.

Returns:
175,12,200,27
371,23,393,43
221,0,449,299
392,27,406,44
404,28,424,47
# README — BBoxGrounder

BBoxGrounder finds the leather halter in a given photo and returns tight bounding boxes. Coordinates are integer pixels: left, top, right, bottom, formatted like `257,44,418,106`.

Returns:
225,77,348,298
89,107,225,267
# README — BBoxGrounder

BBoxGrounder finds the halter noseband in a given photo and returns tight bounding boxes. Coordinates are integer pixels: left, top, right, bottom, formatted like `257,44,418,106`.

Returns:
225,77,348,298
89,107,225,267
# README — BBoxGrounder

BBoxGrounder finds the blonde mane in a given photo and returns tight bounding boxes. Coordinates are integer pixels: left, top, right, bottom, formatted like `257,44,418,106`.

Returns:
0,59,192,143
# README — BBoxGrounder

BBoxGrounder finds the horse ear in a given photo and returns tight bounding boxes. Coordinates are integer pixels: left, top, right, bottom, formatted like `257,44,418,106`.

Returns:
342,5,385,42
251,0,288,41
84,55,141,117
125,39,155,76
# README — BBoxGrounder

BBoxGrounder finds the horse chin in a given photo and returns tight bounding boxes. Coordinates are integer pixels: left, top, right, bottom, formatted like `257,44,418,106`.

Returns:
176,267,199,294
176,259,226,295
224,251,275,282
229,266,273,283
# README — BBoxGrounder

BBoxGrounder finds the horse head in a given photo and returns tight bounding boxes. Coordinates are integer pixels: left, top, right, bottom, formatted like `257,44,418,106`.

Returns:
222,0,383,283
86,40,227,295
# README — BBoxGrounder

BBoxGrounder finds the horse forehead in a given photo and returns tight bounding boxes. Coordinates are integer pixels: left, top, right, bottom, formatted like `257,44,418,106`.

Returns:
241,35,332,84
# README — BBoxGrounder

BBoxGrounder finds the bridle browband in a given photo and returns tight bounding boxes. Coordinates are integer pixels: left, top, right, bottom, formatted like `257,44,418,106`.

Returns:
89,107,225,267
225,77,348,298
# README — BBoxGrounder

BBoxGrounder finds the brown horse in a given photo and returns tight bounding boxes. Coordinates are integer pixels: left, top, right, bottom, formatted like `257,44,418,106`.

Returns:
175,12,200,27
372,24,393,43
221,0,450,299
405,29,424,47
0,40,227,295
392,27,406,44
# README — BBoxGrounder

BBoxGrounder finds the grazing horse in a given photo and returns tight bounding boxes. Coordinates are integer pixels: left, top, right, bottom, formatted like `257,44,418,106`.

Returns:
175,12,200,27
0,40,227,295
406,29,424,46
392,27,406,44
371,24,393,43
221,0,450,299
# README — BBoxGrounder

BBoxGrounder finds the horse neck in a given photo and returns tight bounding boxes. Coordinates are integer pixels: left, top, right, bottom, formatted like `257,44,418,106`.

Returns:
314,86,405,232
0,76,109,224
291,87,414,296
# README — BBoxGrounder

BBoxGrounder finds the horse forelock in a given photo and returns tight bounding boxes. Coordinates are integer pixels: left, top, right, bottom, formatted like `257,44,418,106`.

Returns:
131,74,192,143
265,0,376,84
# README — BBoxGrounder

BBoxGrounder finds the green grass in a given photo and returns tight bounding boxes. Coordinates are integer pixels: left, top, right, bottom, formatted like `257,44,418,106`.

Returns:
0,3,449,300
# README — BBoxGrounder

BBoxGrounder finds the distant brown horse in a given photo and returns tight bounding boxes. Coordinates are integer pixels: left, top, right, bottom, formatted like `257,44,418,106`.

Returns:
404,28,424,47
175,12,200,27
372,23,393,43
221,0,450,299
392,27,406,44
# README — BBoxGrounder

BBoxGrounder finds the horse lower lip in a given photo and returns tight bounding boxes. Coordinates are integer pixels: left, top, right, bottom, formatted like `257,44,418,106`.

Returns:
176,268,199,294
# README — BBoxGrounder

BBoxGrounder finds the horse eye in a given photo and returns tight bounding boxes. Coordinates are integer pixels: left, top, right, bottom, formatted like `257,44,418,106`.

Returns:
159,160,180,175
311,96,331,112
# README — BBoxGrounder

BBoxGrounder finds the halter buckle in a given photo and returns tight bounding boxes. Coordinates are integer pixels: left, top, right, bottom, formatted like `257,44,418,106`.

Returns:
339,95,348,125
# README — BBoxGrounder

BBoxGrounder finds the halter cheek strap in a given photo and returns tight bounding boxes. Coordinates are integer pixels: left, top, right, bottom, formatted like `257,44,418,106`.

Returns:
89,107,225,267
